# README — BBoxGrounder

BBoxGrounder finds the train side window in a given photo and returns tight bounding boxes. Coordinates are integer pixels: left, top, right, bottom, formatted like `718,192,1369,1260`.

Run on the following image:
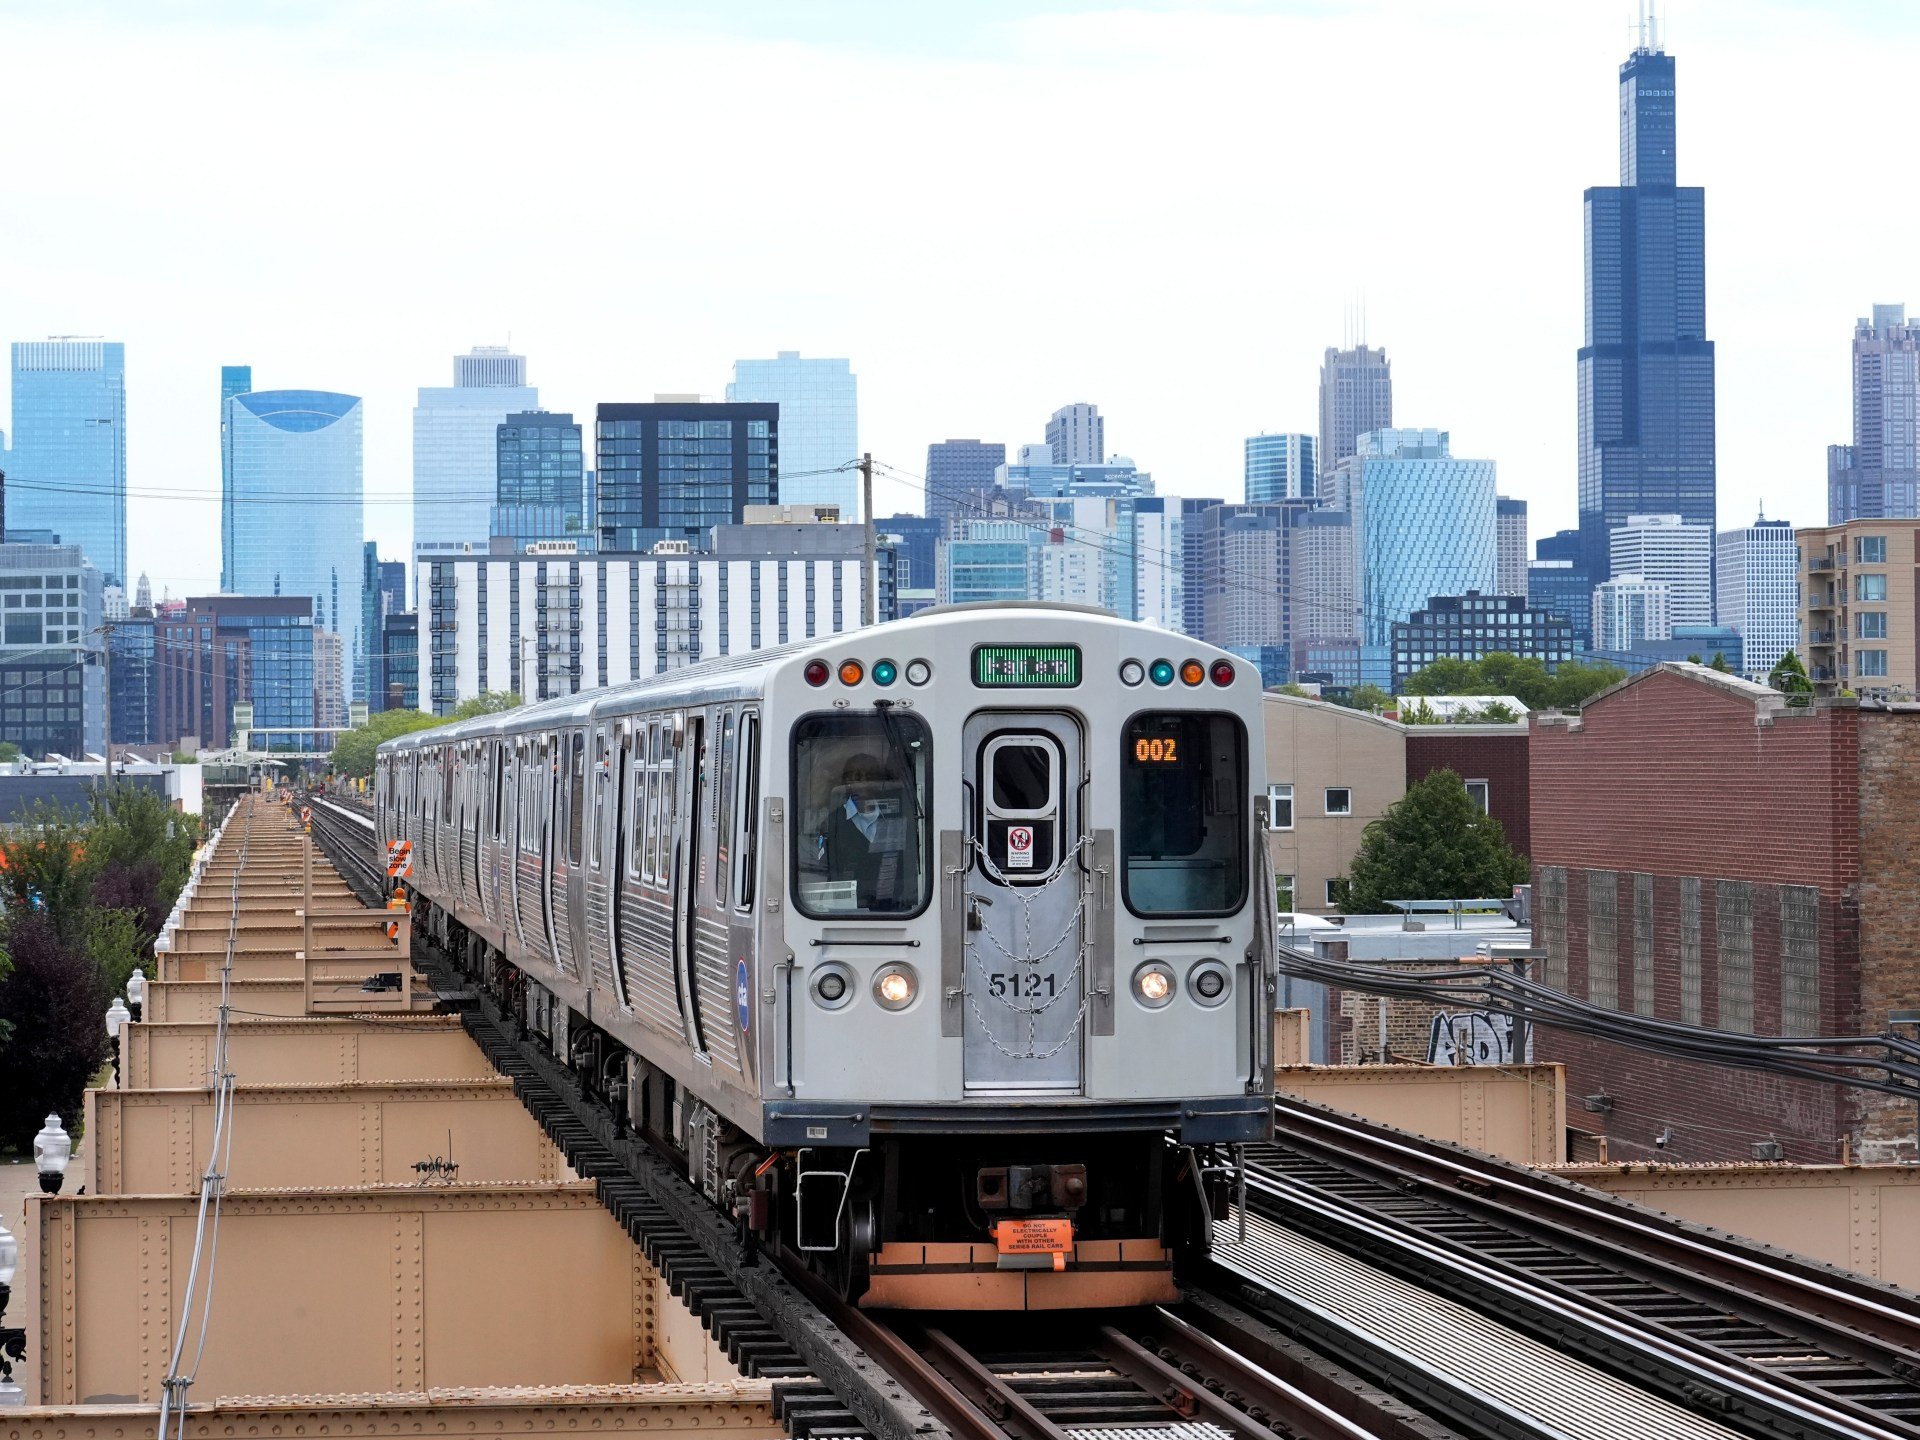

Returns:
590,728,608,870
641,724,659,883
1119,711,1249,917
716,711,735,895
566,732,586,865
734,713,759,911
492,742,506,840
441,749,454,820
633,733,656,879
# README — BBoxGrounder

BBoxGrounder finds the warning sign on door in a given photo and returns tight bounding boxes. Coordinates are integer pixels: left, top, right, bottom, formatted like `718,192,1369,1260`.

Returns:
1006,825,1034,869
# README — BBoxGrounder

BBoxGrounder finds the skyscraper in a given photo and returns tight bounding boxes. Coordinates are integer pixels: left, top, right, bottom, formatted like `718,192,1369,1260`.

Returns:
220,364,253,591
1577,27,1716,585
492,411,588,547
1045,403,1104,465
1496,497,1528,595
223,390,365,710
726,353,857,517
8,340,127,584
1827,304,1920,522
1716,517,1799,677
1316,346,1392,484
925,439,1006,524
413,346,537,552
1591,576,1672,651
1608,513,1711,627
595,400,777,552
1336,428,1498,686
1245,433,1316,503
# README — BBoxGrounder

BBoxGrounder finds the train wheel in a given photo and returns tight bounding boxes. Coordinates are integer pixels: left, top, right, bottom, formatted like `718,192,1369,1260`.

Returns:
834,1195,878,1304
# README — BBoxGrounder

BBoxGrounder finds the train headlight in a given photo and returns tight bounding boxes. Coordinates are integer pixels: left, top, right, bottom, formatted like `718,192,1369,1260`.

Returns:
873,966,917,1010
811,963,854,1010
1188,961,1231,1008
1118,659,1145,687
905,659,932,686
1133,963,1175,1008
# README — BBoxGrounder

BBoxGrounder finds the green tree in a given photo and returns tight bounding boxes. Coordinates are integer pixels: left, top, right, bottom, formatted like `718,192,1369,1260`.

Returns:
1272,683,1314,699
1334,683,1394,714
0,803,94,943
1401,658,1479,698
1768,650,1813,706
328,710,445,779
0,741,19,763
328,692,524,779
452,690,522,719
1333,769,1529,913
1542,659,1628,710
1709,652,1732,673
1461,699,1522,724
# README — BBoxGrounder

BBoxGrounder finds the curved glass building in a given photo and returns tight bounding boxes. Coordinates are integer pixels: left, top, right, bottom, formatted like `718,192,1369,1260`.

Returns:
222,389,364,714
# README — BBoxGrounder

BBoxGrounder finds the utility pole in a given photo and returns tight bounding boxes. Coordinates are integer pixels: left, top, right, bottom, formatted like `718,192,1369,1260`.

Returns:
95,619,117,778
860,452,877,627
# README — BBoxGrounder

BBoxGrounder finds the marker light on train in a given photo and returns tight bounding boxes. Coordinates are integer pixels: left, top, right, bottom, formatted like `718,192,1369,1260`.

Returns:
1149,659,1175,686
1179,660,1206,686
1210,659,1236,686
1118,659,1145,687
905,659,932,686
838,660,865,686
1133,963,1175,1007
804,660,830,686
872,659,898,686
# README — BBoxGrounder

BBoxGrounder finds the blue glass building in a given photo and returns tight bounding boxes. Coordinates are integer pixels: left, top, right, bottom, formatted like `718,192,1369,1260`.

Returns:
940,520,1036,605
8,341,127,584
381,610,419,711
107,614,157,747
223,390,365,710
726,354,857,517
1338,429,1497,686
1244,433,1315,503
492,411,589,547
1577,36,1715,584
219,365,252,590
595,402,777,552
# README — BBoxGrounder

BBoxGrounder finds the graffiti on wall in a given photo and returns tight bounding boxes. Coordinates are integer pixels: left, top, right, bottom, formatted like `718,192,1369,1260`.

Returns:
1426,1009,1523,1065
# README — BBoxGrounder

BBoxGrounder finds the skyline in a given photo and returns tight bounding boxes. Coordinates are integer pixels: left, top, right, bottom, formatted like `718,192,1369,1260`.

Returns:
4,1,1918,596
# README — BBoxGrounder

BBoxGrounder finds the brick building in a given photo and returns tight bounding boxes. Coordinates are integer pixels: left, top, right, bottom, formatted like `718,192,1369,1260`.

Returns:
1530,662,1918,1163
1405,725,1531,854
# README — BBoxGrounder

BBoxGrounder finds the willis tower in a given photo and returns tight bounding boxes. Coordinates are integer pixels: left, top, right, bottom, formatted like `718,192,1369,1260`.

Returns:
1577,16,1715,587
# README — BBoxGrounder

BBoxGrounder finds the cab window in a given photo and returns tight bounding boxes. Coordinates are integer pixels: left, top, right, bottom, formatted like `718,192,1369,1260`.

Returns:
791,712,931,917
1120,711,1248,916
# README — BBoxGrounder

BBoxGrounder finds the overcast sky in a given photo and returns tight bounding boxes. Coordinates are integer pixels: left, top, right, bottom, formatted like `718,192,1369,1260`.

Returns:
4,0,1915,599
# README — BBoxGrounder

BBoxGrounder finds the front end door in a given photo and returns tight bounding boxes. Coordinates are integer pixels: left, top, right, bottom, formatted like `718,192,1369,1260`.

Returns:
961,712,1087,1093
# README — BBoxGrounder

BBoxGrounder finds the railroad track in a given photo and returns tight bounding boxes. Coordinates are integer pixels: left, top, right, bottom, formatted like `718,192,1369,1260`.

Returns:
304,800,1915,1440
1217,1098,1920,1439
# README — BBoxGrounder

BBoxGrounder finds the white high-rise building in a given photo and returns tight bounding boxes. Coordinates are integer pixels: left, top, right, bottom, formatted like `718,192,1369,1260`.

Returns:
413,346,537,553
1592,575,1672,651
726,352,858,518
1716,517,1799,677
1608,513,1711,626
1045,403,1104,465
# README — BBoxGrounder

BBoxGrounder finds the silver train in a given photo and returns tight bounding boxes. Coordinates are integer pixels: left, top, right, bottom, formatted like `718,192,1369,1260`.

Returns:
377,603,1275,1308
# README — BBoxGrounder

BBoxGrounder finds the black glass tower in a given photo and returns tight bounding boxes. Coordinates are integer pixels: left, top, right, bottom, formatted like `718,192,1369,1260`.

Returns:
1577,33,1715,587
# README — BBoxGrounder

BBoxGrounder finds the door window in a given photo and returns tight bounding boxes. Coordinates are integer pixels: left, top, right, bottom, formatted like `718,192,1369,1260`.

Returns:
734,713,760,911
980,735,1063,880
566,732,586,864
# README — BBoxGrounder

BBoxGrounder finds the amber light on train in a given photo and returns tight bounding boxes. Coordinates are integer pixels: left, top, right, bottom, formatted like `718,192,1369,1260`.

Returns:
1210,659,1236,686
804,660,831,686
1179,660,1206,687
838,660,865,685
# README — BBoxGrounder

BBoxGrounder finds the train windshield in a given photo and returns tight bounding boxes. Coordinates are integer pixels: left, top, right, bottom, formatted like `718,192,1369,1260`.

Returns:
792,712,932,918
1120,711,1248,916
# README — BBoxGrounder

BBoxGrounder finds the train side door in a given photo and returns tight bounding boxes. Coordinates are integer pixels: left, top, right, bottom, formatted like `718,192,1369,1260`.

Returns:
960,712,1087,1093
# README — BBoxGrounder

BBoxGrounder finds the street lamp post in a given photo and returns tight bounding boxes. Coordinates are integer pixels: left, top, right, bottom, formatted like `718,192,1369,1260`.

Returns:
33,1114,72,1194
0,1212,23,1406
106,998,131,1085
126,966,145,1022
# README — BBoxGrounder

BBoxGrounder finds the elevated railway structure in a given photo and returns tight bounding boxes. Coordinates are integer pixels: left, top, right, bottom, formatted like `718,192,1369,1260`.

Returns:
303,791,1920,1440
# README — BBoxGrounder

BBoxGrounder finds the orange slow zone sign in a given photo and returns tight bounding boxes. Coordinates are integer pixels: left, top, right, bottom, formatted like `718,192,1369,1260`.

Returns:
994,1218,1073,1255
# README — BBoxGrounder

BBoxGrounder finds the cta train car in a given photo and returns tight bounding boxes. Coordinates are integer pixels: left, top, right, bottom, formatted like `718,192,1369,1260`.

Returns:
377,603,1275,1308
